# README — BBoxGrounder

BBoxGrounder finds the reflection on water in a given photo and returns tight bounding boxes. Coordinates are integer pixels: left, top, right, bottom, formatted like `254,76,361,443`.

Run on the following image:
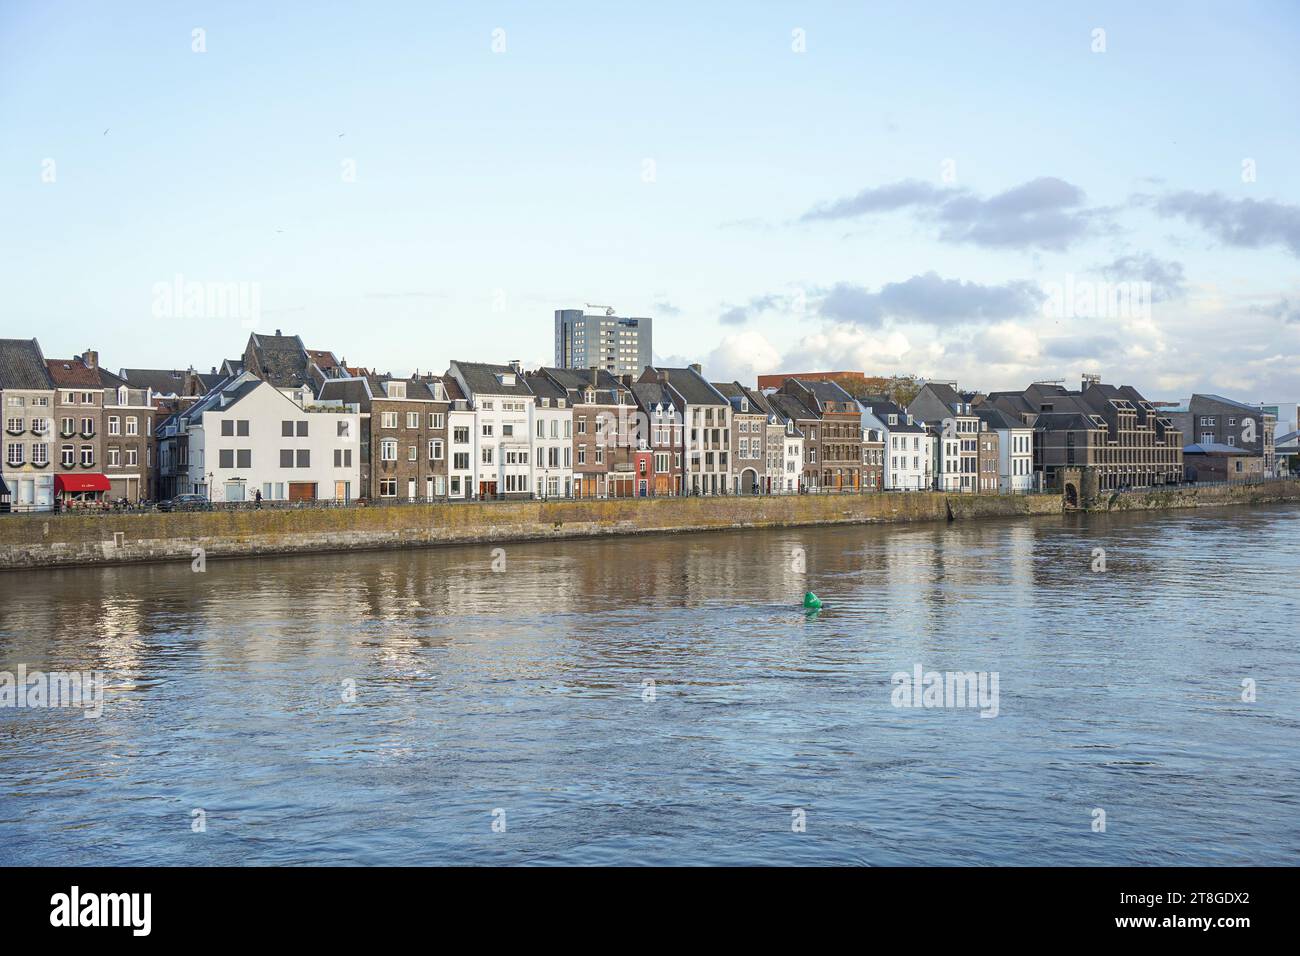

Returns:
2,506,1298,865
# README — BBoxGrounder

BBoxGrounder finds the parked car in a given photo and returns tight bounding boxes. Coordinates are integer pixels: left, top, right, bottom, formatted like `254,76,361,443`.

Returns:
158,494,212,512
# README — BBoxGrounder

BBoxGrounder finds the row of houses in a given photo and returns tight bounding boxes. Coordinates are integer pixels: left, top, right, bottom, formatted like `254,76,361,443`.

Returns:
1,332,1289,511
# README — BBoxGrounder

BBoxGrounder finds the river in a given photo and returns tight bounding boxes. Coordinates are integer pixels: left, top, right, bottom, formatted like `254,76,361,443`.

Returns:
2,505,1297,865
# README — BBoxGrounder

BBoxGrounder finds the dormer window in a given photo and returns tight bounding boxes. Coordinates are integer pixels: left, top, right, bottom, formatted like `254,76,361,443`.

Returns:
887,414,897,425
387,382,406,399
499,373,515,387
586,389,595,403
741,399,749,412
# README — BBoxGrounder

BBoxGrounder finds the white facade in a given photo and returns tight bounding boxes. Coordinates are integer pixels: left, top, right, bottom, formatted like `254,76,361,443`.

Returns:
447,405,476,499
781,422,803,492
181,375,360,502
530,396,574,498
996,425,1035,492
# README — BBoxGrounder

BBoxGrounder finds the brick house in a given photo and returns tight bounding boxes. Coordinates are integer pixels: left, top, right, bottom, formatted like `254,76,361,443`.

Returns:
778,379,863,492
537,366,635,498
630,378,684,496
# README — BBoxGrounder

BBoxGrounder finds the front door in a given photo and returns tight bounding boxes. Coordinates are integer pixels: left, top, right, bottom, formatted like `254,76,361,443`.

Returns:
335,480,349,501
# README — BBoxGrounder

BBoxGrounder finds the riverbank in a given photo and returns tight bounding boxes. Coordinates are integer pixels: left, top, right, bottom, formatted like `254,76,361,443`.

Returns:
1,480,1297,570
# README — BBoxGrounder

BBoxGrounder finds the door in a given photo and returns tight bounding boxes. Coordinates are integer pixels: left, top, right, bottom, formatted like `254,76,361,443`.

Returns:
407,477,416,500
334,481,349,501
224,481,245,502
288,482,316,502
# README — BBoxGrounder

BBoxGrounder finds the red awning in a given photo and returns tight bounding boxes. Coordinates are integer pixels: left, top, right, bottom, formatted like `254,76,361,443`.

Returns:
55,474,112,493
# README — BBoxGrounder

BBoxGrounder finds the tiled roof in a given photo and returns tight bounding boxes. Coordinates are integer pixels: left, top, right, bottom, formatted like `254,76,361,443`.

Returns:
250,332,314,388
317,378,373,408
46,357,106,388
0,338,53,390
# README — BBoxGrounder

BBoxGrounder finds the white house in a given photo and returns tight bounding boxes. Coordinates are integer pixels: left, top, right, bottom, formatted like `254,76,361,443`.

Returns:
976,407,1035,492
447,360,535,498
174,372,360,502
524,372,574,498
858,396,933,491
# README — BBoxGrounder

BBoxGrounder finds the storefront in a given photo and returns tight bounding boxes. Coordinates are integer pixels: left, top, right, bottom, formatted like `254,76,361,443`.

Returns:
1,472,55,512
54,473,111,505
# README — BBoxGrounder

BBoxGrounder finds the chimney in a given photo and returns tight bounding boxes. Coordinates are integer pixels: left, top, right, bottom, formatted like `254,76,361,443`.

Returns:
590,366,598,387
275,328,282,336
210,366,217,374
689,363,702,375
658,369,670,384
82,349,98,370
509,359,522,374
620,373,633,388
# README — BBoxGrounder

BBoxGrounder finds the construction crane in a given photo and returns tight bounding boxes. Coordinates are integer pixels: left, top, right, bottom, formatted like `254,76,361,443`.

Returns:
585,303,616,316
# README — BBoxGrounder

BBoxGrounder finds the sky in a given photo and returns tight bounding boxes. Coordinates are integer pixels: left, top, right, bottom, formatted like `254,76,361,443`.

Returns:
2,0,1298,401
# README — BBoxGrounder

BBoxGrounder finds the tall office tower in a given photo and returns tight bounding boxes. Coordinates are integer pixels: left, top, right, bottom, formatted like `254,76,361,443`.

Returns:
554,308,653,377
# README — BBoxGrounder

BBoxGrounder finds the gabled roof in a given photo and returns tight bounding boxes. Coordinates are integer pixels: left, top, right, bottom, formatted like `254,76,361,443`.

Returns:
118,367,190,395
644,366,727,406
766,392,818,424
974,407,1023,431
0,338,54,390
448,361,534,398
46,356,123,389
857,395,925,433
248,332,315,389
630,381,682,414
523,372,568,404
317,377,374,409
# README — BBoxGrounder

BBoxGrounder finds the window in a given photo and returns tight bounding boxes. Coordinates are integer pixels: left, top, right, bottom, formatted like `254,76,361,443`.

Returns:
6,443,22,466
578,417,587,435
453,452,469,470
280,449,294,468
381,412,397,429
282,420,294,437
61,417,74,435
379,478,397,497
109,447,122,467
429,439,443,460
237,419,248,437
577,447,586,465
407,412,419,428
334,449,352,467
80,417,94,435
295,449,310,468
219,449,234,468
80,445,94,466
380,439,397,461
126,448,138,467
429,413,443,429
408,445,418,461
237,449,251,468
110,416,122,435
454,427,469,444
482,424,493,437
126,417,139,436
337,420,350,438
296,421,307,437
536,419,545,438
32,443,48,466
61,445,74,466
481,448,494,465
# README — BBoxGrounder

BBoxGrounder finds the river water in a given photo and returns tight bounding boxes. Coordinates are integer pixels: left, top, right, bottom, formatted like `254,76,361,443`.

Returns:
1,505,1297,865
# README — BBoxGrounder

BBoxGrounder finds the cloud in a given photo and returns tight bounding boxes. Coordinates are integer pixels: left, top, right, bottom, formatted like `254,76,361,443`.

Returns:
704,330,784,383
1096,253,1187,301
1043,335,1123,359
800,176,1102,250
1153,191,1300,257
800,179,954,222
1252,297,1300,324
818,272,1043,327
653,300,682,317
716,292,800,326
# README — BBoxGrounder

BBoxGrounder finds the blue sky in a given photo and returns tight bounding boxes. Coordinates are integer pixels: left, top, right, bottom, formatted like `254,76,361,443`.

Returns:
2,1,1298,399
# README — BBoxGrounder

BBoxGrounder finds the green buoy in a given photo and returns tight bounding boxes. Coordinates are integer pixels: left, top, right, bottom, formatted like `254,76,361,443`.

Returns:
803,591,822,611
